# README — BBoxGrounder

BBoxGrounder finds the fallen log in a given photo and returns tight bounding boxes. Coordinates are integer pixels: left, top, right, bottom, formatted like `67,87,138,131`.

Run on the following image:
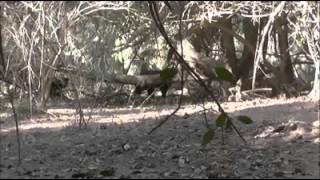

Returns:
57,66,217,95
109,73,165,86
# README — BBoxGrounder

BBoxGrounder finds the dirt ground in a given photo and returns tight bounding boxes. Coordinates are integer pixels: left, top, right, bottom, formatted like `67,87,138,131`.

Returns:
0,96,319,179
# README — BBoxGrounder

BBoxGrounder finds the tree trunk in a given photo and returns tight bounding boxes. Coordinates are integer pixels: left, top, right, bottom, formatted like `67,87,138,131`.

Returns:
39,2,67,110
39,71,54,110
275,12,295,86
238,18,258,90
220,18,238,76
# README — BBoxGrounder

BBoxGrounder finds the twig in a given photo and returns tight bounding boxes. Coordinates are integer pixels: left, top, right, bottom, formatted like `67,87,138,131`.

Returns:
201,96,210,128
148,2,247,143
138,90,156,108
252,1,286,89
227,117,247,144
7,87,22,165
148,56,185,135
222,126,225,145
0,9,22,166
148,3,185,134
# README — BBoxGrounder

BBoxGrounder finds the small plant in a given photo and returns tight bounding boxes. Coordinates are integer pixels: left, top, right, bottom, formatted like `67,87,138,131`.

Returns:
202,113,253,145
202,67,253,145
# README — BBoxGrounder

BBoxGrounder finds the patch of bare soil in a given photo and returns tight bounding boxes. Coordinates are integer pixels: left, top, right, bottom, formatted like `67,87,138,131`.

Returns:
0,96,319,179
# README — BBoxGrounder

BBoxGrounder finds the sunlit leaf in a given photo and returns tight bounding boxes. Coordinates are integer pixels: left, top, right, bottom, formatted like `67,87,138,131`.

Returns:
214,67,235,83
216,113,226,127
160,67,177,81
237,115,253,124
202,128,214,145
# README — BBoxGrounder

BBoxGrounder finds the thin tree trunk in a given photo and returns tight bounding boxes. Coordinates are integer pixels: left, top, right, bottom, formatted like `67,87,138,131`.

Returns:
309,60,320,100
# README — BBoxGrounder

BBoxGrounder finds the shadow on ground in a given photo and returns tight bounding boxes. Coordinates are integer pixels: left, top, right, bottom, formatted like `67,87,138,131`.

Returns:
0,97,319,179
